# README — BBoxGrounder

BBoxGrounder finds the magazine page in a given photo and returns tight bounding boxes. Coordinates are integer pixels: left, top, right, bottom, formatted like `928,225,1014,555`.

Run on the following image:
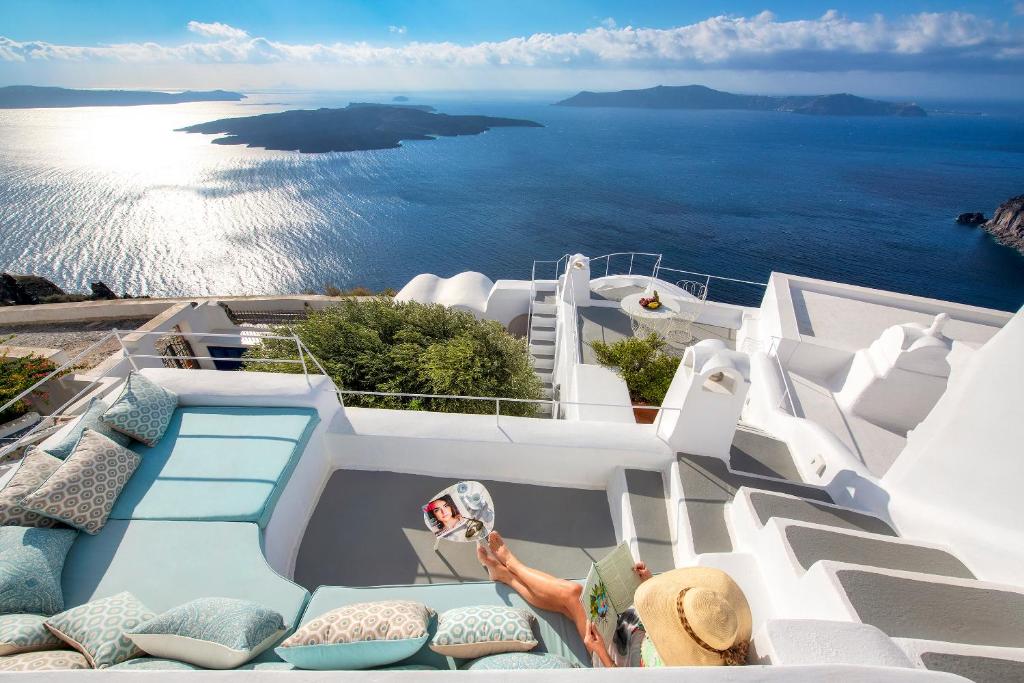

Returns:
594,542,642,614
581,564,617,645
422,481,495,543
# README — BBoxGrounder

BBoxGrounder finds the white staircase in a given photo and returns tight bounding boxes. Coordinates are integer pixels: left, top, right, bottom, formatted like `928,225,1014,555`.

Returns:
527,279,558,415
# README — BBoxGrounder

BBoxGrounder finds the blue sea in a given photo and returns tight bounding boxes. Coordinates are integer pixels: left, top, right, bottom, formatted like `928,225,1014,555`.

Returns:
0,91,1022,311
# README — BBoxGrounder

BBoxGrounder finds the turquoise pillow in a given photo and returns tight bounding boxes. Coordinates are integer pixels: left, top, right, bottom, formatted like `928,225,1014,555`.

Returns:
0,614,65,655
462,652,581,670
126,598,285,670
430,605,537,658
276,600,433,671
42,398,132,459
277,638,428,670
101,373,177,447
0,526,77,615
45,591,156,668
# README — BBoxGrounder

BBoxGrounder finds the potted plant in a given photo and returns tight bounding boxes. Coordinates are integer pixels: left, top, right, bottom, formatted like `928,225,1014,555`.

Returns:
588,334,680,424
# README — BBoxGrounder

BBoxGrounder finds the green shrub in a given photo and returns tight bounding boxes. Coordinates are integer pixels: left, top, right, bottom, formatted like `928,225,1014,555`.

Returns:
0,348,58,423
244,299,543,416
589,334,680,405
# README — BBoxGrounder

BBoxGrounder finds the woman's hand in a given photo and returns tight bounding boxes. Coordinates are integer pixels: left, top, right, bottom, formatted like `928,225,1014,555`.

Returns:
583,621,606,654
583,622,615,667
634,561,652,581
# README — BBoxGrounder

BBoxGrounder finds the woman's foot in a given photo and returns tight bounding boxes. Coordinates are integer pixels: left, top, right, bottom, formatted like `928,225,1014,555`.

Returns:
487,530,518,568
476,545,515,584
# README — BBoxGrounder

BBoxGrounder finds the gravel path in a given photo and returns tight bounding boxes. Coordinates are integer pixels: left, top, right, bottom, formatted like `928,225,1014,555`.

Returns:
0,318,151,369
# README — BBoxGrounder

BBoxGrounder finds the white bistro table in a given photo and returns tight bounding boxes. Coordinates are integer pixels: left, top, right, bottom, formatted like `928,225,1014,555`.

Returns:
621,293,682,340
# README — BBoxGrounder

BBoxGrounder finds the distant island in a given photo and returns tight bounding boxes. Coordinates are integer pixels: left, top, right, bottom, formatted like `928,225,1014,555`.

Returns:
176,103,543,153
0,85,245,109
392,95,410,102
555,85,926,117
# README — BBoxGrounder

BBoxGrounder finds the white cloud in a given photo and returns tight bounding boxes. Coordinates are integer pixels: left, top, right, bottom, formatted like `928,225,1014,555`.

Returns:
600,17,617,29
2,12,1020,74
389,25,407,35
186,21,249,41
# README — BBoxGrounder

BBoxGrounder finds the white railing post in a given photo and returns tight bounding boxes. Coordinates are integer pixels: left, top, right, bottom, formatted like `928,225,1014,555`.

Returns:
113,329,139,372
293,333,309,382
495,398,501,426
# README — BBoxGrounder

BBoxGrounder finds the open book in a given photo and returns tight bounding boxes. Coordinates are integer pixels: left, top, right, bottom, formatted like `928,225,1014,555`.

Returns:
580,542,643,644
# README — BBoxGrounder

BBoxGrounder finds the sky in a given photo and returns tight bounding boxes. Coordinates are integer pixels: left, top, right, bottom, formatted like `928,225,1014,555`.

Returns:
2,1,1023,98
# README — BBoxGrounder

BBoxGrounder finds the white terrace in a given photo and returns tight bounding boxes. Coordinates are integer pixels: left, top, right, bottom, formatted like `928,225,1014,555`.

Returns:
0,250,1021,681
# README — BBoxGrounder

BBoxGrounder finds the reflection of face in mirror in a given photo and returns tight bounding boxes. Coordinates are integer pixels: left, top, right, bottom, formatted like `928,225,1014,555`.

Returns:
426,495,462,534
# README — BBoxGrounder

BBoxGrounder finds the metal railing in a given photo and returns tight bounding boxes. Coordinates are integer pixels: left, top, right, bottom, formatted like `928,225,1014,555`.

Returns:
338,388,678,428
0,329,337,459
764,336,798,415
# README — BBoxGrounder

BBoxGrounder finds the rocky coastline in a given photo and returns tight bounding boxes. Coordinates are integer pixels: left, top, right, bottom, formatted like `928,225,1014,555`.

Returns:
1,273,138,306
982,195,1024,254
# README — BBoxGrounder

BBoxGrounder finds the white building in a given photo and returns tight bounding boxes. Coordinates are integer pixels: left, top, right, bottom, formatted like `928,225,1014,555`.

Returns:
0,250,1020,682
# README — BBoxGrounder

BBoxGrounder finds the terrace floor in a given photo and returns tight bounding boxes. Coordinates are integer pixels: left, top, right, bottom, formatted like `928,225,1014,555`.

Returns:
577,307,735,364
293,470,618,590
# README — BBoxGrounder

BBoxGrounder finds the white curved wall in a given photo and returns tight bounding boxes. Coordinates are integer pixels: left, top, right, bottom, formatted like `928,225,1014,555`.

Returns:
395,271,494,318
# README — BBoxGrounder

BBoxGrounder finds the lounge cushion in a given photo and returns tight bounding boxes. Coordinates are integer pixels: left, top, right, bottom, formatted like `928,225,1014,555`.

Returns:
0,447,62,528
20,430,140,534
101,372,178,447
127,597,285,669
0,526,78,615
430,605,537,658
277,601,432,670
0,614,65,655
0,650,90,671
61,520,309,634
45,591,155,668
299,582,589,670
109,406,319,527
42,397,132,460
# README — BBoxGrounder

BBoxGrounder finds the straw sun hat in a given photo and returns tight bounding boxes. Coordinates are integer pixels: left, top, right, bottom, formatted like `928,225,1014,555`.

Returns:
634,567,752,667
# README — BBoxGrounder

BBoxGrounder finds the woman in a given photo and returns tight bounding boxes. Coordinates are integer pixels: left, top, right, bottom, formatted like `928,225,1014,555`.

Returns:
424,495,463,535
477,531,751,668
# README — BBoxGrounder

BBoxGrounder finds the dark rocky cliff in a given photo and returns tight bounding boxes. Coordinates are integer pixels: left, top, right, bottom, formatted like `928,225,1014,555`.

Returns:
983,195,1024,254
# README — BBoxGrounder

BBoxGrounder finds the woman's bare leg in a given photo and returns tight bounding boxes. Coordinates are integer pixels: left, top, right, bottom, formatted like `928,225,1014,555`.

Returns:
485,532,589,639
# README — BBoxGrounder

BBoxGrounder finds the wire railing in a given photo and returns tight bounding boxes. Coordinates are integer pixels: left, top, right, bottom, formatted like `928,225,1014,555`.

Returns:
0,329,338,459
338,388,678,427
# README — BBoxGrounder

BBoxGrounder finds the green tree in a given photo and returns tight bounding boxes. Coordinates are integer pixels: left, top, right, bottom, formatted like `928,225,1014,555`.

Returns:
245,299,543,416
588,334,680,405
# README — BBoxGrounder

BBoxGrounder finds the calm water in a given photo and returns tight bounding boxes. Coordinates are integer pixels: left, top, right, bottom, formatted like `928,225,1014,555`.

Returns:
1,92,1022,311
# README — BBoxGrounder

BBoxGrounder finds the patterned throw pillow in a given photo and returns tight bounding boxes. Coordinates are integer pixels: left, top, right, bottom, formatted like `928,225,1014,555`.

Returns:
100,372,177,446
461,652,581,670
276,600,433,671
0,614,66,656
0,447,62,527
430,605,537,658
40,397,132,460
0,650,90,671
19,429,140,535
0,526,78,615
45,592,156,669
126,597,286,670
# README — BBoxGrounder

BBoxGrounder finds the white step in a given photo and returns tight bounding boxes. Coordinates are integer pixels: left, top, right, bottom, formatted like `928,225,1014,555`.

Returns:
534,279,557,291
531,302,556,316
752,619,914,667
798,561,1024,648
894,639,1024,682
529,339,556,357
750,517,973,620
533,356,554,370
530,328,555,342
728,487,895,555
